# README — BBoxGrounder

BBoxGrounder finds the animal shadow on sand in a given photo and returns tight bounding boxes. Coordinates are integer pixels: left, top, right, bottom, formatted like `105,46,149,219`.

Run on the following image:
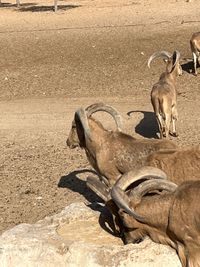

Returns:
18,3,80,12
58,169,117,236
127,110,159,139
0,2,35,8
181,59,195,75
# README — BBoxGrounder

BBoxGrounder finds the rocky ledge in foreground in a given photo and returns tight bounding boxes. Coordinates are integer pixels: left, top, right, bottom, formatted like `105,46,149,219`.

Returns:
0,202,181,267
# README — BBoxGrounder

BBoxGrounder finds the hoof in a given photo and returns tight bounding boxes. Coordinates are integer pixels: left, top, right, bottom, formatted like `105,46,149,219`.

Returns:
170,131,179,137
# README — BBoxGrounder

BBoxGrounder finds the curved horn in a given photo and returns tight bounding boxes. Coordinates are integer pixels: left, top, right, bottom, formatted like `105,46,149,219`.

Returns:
86,176,110,202
111,185,147,222
171,50,181,71
111,166,168,223
129,179,177,199
75,108,92,141
114,166,168,190
111,179,177,222
85,103,123,131
148,51,172,68
85,102,105,114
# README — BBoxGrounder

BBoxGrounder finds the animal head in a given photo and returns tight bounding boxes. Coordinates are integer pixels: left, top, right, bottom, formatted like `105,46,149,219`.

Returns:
111,166,176,222
148,50,182,76
66,102,122,149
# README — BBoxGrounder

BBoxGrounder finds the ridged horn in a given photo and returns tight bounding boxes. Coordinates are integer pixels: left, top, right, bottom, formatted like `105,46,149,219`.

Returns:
75,108,92,141
148,51,172,68
114,166,168,190
85,103,123,131
129,179,177,199
86,176,110,202
111,166,168,223
111,185,147,222
111,179,177,222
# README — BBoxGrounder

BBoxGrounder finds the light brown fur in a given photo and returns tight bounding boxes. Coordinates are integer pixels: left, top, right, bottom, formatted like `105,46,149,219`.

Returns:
67,114,177,187
190,32,200,75
118,181,200,266
146,146,200,184
150,57,182,138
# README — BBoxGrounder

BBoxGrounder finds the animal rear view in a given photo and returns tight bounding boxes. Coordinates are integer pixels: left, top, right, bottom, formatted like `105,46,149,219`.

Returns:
190,32,200,76
148,50,182,139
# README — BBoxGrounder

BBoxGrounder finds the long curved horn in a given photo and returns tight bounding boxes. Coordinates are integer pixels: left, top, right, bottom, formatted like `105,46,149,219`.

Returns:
111,179,177,222
111,166,168,223
148,51,172,68
75,108,92,141
86,176,110,202
114,166,168,190
129,179,177,199
171,50,181,71
85,102,105,114
111,185,147,222
85,103,123,131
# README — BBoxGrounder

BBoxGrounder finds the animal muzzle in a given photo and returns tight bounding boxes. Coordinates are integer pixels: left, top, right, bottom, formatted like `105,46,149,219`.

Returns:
66,138,78,149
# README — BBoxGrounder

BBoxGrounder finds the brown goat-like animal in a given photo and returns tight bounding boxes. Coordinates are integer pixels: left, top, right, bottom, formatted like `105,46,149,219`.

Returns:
87,146,200,243
148,50,182,139
66,103,177,187
190,32,200,76
111,168,200,267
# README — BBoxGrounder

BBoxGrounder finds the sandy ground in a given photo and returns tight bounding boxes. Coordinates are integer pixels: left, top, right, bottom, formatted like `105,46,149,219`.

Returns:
0,0,200,234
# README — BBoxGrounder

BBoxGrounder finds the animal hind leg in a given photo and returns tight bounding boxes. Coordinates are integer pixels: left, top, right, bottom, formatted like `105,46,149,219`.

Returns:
156,113,164,139
193,52,198,76
163,113,171,139
170,105,178,137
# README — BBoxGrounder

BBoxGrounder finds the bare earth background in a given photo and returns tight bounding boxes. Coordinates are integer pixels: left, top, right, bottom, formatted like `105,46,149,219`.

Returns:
0,0,200,234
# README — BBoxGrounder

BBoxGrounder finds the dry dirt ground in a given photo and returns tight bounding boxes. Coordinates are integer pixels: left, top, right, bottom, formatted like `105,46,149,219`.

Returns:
0,0,200,235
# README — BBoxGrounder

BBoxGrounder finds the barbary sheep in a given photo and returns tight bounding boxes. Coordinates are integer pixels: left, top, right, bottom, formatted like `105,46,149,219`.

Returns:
111,166,200,267
66,103,177,187
190,32,200,75
148,50,182,139
87,146,200,242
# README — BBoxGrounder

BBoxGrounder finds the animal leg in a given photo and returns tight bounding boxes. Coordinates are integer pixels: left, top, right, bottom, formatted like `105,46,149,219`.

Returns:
193,52,198,76
163,113,171,138
170,106,178,137
177,243,187,267
156,113,164,139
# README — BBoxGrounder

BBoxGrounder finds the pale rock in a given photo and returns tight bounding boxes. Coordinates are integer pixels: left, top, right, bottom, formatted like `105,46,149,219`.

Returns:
0,202,181,267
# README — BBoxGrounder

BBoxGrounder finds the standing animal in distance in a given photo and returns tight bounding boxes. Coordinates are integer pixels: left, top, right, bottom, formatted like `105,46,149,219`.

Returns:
190,32,200,75
148,50,182,139
111,167,200,267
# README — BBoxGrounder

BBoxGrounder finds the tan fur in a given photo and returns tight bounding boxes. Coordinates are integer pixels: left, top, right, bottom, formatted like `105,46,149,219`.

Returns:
118,181,200,266
146,146,200,184
67,114,177,187
190,32,200,75
151,58,182,139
